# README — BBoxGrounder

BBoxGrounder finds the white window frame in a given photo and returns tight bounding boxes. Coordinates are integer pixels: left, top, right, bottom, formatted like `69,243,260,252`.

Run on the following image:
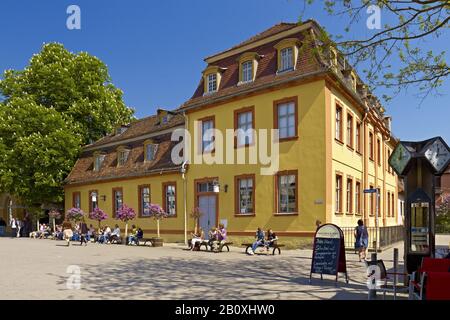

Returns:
280,47,294,72
277,102,296,139
241,61,253,83
207,73,217,93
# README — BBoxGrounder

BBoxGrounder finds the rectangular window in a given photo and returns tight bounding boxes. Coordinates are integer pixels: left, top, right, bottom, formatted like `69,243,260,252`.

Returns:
207,73,217,93
280,47,294,71
73,192,81,209
201,118,215,153
235,175,255,215
387,192,391,217
346,178,353,213
145,144,157,161
234,107,254,147
386,149,392,173
163,182,176,216
355,181,361,214
377,138,381,165
139,185,151,217
369,132,374,160
118,150,128,166
335,105,342,141
94,154,104,171
112,188,123,217
391,192,394,217
88,190,98,213
274,98,297,140
335,175,342,213
242,61,253,83
356,122,361,153
347,114,353,148
276,171,297,214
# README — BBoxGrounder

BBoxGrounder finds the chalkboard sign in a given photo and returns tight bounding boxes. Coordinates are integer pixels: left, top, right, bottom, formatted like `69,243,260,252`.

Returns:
310,224,348,283
311,237,340,275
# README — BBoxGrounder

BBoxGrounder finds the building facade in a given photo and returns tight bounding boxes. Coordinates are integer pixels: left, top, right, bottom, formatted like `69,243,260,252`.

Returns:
64,20,400,244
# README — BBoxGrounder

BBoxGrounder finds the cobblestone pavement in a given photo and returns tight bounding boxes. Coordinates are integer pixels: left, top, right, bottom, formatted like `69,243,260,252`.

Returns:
0,235,448,300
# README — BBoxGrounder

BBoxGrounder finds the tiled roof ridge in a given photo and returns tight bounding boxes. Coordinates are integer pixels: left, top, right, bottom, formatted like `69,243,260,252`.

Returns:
204,21,304,61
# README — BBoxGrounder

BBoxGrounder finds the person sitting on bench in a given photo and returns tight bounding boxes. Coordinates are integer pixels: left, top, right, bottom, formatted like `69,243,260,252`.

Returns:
135,228,143,244
265,229,278,250
190,227,205,251
127,225,138,245
212,224,227,252
109,224,121,243
249,227,265,255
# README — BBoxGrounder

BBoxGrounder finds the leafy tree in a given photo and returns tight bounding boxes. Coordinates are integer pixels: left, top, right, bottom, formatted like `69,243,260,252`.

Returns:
0,97,82,205
0,43,134,207
0,43,134,144
301,0,449,102
436,194,450,233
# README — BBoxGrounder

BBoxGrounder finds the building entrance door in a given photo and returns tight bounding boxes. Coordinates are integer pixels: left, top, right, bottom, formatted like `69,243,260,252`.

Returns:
198,195,217,240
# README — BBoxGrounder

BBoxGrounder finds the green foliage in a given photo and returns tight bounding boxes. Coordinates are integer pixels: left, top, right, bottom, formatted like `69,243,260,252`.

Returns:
0,43,135,206
301,0,449,103
0,43,134,144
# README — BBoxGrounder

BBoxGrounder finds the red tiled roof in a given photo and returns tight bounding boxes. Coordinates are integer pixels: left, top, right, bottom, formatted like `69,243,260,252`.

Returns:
87,113,184,149
182,25,325,110
65,133,182,185
205,22,299,61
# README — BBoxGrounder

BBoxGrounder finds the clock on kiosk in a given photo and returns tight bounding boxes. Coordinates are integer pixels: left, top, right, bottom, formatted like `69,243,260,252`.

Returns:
389,137,450,274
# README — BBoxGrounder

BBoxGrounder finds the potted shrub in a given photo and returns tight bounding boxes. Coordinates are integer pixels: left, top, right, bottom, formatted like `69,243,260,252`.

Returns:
190,207,204,234
148,203,167,247
48,209,62,233
89,207,108,231
115,204,136,244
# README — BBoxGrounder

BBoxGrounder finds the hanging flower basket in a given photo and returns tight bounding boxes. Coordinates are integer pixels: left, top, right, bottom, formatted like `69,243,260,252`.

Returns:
66,208,85,223
115,204,136,244
148,204,168,246
89,207,108,229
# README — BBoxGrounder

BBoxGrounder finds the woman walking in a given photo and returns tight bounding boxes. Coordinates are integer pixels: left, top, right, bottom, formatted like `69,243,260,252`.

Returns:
79,218,89,246
354,219,369,262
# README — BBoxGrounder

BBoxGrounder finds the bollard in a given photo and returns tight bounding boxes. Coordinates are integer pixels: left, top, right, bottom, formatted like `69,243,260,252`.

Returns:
368,252,377,300
393,248,399,299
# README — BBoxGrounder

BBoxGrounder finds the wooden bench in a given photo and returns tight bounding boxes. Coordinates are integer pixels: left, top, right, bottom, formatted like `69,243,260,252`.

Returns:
188,239,233,252
242,242,285,255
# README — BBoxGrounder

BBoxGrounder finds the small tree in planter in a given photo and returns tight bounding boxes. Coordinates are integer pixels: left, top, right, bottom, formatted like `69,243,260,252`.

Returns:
190,207,204,234
115,204,136,243
89,208,108,231
148,204,168,246
48,209,62,233
66,207,85,223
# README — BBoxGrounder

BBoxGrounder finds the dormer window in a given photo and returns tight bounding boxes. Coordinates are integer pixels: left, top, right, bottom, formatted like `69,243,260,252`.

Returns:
274,38,300,74
202,66,226,95
117,147,130,166
93,152,105,172
144,140,158,162
237,52,260,85
115,125,128,135
207,73,217,93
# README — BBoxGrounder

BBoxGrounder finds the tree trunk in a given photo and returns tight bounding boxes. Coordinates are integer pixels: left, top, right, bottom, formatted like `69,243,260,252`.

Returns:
124,223,128,245
194,220,198,234
157,219,160,238
53,218,56,233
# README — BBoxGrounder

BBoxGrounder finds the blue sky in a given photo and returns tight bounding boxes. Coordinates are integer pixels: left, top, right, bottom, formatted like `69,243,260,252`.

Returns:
0,0,449,142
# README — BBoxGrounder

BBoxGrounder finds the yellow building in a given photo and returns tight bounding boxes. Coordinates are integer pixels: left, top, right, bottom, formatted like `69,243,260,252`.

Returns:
64,20,400,245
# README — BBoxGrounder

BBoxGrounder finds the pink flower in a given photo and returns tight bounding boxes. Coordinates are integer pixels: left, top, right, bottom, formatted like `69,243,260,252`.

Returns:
115,204,136,222
148,204,168,220
66,208,85,222
89,208,108,222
